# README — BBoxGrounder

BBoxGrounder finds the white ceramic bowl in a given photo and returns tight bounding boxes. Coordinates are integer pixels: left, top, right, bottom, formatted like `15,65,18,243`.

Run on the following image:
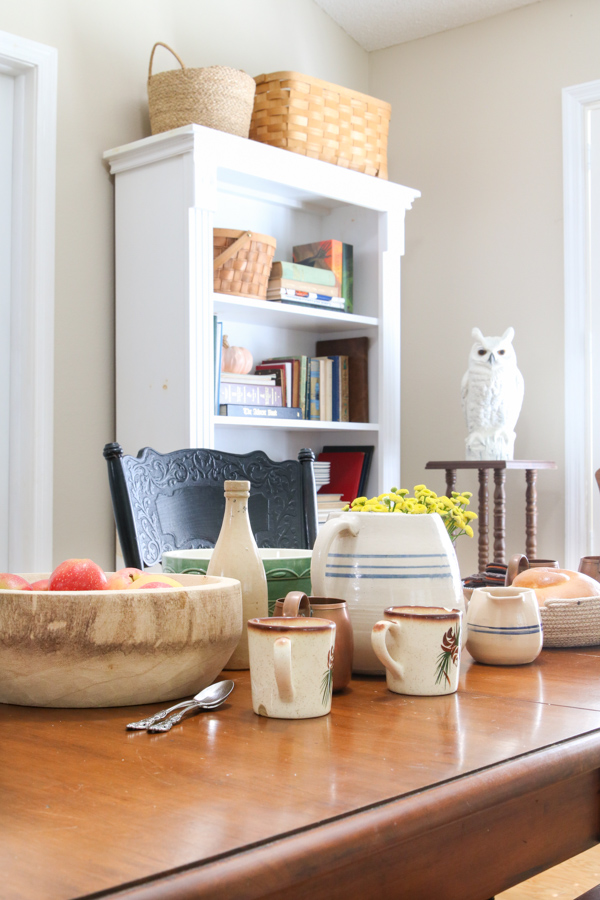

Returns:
0,573,242,708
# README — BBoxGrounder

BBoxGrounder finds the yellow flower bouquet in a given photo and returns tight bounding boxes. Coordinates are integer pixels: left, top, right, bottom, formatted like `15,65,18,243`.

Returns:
343,484,477,543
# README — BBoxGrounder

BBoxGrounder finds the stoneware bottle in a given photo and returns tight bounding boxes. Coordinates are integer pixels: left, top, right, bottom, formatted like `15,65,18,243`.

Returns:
207,480,268,669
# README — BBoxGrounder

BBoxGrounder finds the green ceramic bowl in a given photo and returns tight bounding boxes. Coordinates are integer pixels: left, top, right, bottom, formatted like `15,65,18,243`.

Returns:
162,548,312,616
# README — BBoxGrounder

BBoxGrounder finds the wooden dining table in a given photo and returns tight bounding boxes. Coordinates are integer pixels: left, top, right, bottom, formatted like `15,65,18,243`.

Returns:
2,647,600,900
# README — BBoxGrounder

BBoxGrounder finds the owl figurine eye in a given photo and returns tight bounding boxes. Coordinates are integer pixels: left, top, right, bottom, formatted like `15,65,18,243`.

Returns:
477,349,486,356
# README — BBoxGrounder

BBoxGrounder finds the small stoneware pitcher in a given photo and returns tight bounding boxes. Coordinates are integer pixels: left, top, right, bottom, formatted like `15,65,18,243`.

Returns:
466,586,543,665
371,606,462,696
274,591,353,691
247,616,335,719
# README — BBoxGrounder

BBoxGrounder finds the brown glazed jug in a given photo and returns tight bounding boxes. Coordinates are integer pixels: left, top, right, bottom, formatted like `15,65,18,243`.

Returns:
276,591,353,692
578,556,600,583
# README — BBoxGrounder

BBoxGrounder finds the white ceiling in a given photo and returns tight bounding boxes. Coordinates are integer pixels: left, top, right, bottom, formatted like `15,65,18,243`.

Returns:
313,0,541,51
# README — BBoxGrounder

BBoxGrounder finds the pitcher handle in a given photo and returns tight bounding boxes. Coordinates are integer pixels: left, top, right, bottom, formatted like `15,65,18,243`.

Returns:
311,514,360,596
371,621,404,681
273,637,294,702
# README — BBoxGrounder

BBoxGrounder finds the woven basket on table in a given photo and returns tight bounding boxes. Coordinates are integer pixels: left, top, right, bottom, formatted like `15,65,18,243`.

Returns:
249,71,391,179
213,230,276,300
540,596,600,647
147,43,256,137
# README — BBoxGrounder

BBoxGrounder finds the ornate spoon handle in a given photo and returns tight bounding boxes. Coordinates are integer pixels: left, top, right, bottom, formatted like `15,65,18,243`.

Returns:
126,700,194,731
148,705,197,733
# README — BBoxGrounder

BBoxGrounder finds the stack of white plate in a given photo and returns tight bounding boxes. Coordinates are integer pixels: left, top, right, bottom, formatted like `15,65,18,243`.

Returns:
313,461,330,490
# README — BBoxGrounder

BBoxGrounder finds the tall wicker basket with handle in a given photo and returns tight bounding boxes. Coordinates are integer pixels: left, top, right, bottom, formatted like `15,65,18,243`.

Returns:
213,230,276,300
249,71,390,179
147,43,256,138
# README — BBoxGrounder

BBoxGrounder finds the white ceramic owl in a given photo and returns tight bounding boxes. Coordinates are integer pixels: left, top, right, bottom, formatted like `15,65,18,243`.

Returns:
461,327,524,460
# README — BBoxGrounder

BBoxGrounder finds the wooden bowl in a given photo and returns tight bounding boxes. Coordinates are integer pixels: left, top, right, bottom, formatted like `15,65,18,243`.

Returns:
0,573,242,707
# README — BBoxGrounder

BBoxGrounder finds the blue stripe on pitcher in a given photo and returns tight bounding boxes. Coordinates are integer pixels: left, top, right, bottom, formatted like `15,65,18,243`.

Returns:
468,623,542,635
324,552,454,580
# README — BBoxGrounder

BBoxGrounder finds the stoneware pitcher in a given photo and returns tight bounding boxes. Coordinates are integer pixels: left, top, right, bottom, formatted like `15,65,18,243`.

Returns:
311,511,466,674
466,586,543,665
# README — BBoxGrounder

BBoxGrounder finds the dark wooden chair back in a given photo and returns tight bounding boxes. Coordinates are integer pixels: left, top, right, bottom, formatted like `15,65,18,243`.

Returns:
103,443,318,569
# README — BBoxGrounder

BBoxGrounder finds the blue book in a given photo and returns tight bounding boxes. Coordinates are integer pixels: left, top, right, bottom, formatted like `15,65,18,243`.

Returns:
309,358,320,420
219,405,302,420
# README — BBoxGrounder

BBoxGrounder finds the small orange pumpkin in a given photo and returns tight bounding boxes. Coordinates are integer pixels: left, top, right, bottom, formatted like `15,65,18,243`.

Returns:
221,335,253,374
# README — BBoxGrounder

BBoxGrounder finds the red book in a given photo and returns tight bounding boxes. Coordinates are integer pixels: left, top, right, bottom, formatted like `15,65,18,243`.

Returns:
317,451,365,502
255,363,291,406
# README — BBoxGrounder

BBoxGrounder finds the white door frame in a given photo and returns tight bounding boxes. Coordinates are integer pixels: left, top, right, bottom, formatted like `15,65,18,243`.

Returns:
563,79,600,568
0,31,57,571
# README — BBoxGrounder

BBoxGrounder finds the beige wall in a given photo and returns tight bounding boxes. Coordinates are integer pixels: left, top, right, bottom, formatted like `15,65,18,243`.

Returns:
0,0,368,570
370,0,600,575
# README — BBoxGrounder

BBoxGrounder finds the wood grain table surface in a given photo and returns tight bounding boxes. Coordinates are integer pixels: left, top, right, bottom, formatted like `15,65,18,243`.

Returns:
2,648,600,900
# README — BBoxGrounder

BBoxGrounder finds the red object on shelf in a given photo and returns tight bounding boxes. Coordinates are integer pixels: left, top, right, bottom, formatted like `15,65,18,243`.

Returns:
317,451,364,502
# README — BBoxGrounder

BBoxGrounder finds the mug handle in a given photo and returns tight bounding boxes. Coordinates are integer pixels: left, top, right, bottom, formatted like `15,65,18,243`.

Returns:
506,553,529,586
273,637,294,702
281,591,311,617
371,621,404,681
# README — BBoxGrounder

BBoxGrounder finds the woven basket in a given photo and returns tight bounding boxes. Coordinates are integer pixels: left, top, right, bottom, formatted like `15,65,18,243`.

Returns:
147,43,256,138
540,596,600,647
249,71,390,179
213,230,276,299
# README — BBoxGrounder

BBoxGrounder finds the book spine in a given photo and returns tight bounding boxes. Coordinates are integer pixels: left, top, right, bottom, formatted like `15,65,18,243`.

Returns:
329,356,340,422
298,357,308,419
319,358,327,421
214,318,223,415
268,279,338,295
219,404,302,420
309,358,320,420
219,383,282,406
271,262,336,286
342,243,353,314
340,356,350,422
268,288,344,304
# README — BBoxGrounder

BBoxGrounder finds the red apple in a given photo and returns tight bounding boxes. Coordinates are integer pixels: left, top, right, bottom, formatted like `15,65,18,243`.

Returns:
129,574,182,589
48,559,108,591
0,573,32,590
29,579,49,590
105,567,144,590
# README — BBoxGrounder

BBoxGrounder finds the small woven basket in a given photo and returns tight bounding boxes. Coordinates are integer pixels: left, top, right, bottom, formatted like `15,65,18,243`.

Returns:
540,596,600,647
213,229,276,299
249,71,390,179
147,43,256,137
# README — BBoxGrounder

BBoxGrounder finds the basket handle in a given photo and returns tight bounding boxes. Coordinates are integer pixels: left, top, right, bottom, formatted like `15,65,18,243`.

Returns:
213,232,253,268
148,42,186,79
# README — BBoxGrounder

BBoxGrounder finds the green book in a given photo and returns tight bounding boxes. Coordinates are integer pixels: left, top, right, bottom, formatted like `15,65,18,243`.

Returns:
270,261,336,287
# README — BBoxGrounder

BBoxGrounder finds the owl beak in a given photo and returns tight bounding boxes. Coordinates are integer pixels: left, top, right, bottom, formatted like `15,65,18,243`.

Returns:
488,353,496,365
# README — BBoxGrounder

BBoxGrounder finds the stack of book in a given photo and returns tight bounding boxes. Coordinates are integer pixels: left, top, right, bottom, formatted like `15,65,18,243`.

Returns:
316,492,347,524
293,239,353,314
267,261,344,311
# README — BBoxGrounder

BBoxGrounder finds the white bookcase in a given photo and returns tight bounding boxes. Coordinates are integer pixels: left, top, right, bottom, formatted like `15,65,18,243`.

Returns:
104,124,419,497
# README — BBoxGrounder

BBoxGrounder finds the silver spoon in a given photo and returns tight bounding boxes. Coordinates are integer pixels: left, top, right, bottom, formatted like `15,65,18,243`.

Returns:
126,680,234,731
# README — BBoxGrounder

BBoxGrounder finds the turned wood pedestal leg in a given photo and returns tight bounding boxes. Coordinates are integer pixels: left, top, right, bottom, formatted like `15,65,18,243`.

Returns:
493,468,506,564
477,468,489,573
525,468,537,560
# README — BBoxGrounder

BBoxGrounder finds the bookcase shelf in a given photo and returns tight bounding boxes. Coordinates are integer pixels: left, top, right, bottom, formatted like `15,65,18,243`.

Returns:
215,416,379,431
213,293,378,332
104,124,419,497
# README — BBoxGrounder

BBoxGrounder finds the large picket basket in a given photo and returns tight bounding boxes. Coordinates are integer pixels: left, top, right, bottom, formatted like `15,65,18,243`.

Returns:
147,43,256,138
249,71,390,179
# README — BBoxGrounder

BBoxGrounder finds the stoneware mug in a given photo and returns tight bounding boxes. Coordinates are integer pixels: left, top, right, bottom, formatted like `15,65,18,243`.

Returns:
274,591,353,692
371,607,463,696
506,553,559,586
247,616,336,719
466,586,543,665
578,556,600,583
